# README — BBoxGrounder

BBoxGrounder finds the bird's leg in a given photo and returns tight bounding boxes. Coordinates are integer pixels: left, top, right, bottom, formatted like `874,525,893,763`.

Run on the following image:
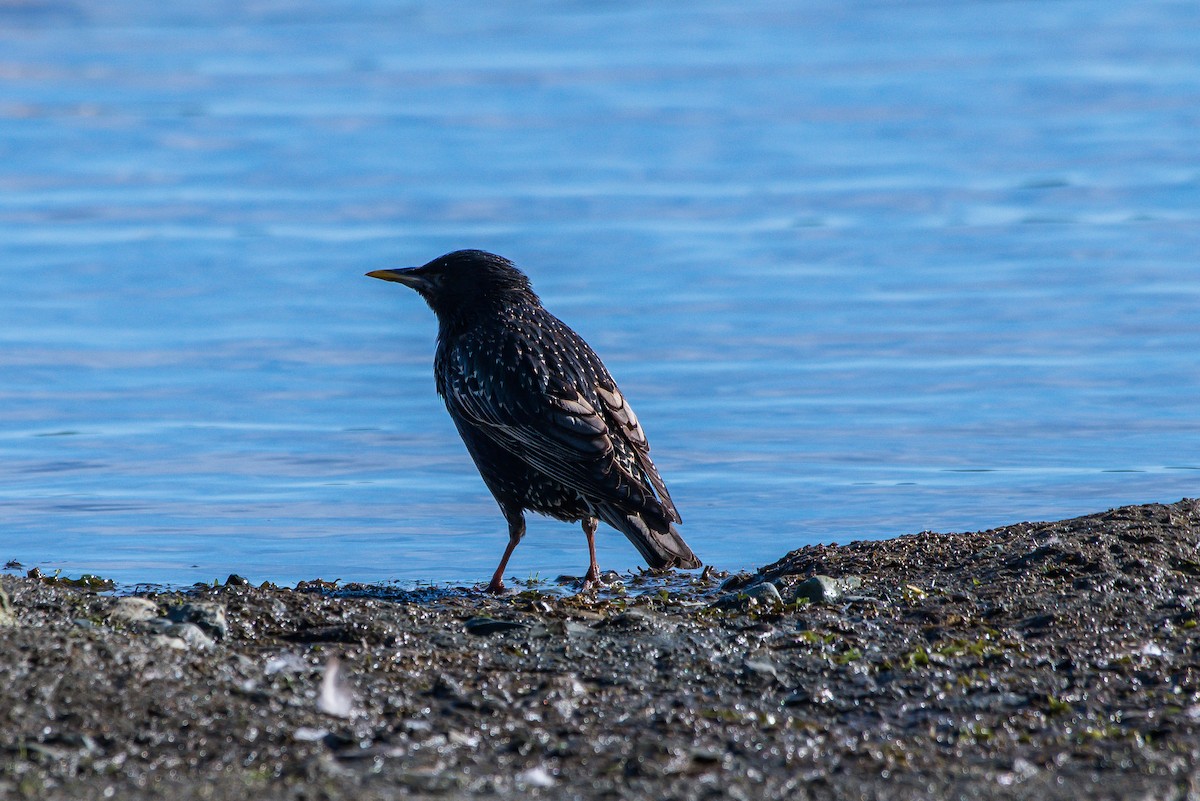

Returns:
487,510,525,594
581,516,601,586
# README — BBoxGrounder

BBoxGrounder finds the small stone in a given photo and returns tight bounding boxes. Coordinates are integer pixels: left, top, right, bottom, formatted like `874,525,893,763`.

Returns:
790,575,861,604
264,652,310,676
167,602,228,640
317,657,356,719
710,581,781,611
690,747,725,764
144,619,215,650
596,607,671,632
293,726,329,742
515,766,556,789
464,617,528,636
562,621,596,639
171,622,215,650
744,582,782,605
718,572,760,593
110,597,159,625
743,658,779,679
430,675,467,701
149,634,188,651
0,587,14,627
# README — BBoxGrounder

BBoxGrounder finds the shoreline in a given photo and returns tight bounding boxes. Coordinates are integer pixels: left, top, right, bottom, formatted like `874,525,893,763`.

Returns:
3,498,1198,800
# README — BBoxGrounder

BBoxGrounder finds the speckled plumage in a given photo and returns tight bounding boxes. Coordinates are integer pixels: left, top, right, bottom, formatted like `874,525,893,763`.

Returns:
368,249,700,591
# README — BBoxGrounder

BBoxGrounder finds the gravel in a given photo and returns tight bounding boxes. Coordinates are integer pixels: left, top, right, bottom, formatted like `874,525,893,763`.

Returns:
2,499,1199,800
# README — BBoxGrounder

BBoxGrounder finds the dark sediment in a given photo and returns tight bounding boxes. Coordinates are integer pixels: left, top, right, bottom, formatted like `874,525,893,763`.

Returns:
2,499,1199,800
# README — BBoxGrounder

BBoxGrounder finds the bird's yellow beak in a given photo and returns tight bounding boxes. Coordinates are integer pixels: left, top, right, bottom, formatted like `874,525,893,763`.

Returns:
366,267,435,291
366,269,406,283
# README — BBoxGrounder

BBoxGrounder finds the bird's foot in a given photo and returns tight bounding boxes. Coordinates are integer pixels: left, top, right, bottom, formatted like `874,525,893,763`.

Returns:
484,580,508,595
579,569,623,592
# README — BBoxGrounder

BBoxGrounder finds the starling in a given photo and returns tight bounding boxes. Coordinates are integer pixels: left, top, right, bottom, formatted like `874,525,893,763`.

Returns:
367,249,701,592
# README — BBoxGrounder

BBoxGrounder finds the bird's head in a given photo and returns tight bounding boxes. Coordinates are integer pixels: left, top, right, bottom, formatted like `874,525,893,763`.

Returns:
367,250,537,326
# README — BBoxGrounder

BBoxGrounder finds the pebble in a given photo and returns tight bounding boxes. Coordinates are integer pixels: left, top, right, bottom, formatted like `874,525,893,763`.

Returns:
167,602,228,640
264,652,310,676
515,766,556,789
293,726,330,742
710,581,781,611
464,617,529,636
789,575,862,604
596,606,676,633
718,572,760,593
317,657,356,719
0,587,14,626
743,658,779,679
144,619,215,650
109,597,159,625
149,634,188,651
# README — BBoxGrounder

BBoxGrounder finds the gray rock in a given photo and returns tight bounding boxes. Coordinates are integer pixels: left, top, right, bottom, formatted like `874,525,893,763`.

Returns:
711,581,782,611
170,622,216,650
0,587,14,627
596,607,663,631
144,619,215,650
150,634,188,651
463,617,528,636
167,602,228,640
542,620,596,639
718,572,760,593
563,620,596,639
110,597,159,625
743,658,779,679
790,575,862,604
745,582,782,604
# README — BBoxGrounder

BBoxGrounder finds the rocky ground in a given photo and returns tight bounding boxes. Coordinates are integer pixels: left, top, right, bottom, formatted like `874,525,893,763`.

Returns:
2,499,1199,800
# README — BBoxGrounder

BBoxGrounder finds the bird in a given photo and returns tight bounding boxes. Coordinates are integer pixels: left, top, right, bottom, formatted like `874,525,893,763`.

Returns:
367,249,700,592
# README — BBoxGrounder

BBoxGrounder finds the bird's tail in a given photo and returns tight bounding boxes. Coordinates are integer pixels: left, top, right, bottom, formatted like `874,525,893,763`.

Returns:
596,503,701,570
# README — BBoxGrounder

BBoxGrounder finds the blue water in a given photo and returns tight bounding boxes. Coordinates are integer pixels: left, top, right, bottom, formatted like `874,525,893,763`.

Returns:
1,1,1197,588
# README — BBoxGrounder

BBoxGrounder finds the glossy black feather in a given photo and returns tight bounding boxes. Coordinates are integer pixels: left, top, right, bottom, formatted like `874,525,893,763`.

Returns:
371,250,700,577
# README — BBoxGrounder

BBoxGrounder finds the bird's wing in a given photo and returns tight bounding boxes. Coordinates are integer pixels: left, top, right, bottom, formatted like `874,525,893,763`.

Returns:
591,380,680,523
440,338,678,523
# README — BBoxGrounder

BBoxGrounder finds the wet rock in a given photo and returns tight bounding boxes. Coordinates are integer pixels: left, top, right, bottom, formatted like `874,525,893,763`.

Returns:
515,765,556,789
430,675,467,701
1019,612,1056,634
264,651,310,676
463,617,529,636
286,621,392,644
743,658,779,680
109,597,159,625
167,601,228,640
719,572,760,593
293,726,329,742
317,657,356,719
0,587,14,626
149,634,188,651
711,581,781,611
789,575,862,603
783,685,836,706
145,619,215,650
562,620,596,639
225,574,250,586
595,606,652,633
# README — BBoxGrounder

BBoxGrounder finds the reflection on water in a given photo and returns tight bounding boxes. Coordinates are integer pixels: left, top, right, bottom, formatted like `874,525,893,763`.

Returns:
1,1,1197,587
